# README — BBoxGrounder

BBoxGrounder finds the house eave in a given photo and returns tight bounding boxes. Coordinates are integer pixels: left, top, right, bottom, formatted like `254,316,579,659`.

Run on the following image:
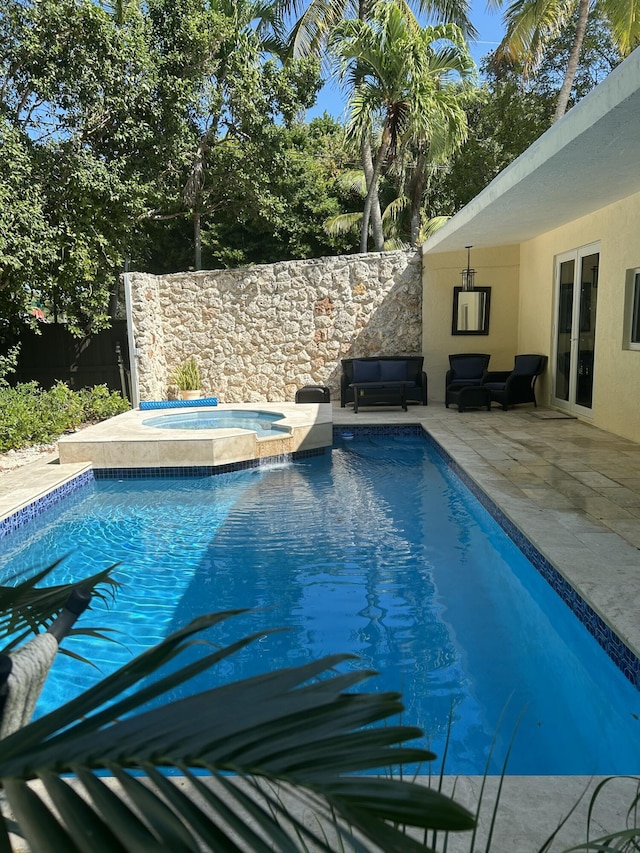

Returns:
422,46,640,255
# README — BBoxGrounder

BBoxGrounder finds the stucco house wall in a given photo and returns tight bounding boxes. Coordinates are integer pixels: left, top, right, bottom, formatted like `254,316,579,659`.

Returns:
420,45,640,443
421,244,520,403
518,189,640,442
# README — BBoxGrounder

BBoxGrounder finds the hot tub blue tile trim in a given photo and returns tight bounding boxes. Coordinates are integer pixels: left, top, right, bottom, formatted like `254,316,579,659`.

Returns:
92,446,326,480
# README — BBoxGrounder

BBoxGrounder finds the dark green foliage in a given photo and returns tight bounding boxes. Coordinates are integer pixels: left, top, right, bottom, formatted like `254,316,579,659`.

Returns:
427,16,622,219
0,383,129,452
75,385,132,422
427,81,555,217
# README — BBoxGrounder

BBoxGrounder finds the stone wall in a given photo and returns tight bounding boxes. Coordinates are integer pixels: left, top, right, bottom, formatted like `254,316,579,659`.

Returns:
128,249,422,404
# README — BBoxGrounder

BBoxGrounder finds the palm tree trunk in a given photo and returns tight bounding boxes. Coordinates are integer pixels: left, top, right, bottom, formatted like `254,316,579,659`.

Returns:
360,137,385,252
361,131,390,253
553,0,590,122
409,149,426,246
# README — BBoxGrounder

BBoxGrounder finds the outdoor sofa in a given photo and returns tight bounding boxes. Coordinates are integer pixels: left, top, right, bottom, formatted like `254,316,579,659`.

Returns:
340,356,428,412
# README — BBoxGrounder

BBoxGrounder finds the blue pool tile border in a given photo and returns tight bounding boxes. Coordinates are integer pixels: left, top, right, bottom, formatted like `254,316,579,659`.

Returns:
333,424,640,688
0,469,95,540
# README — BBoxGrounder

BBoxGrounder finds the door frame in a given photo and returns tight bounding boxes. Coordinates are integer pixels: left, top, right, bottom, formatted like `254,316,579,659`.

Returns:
551,242,600,417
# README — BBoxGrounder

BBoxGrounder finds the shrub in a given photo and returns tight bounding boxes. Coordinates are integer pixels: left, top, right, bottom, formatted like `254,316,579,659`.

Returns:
0,381,130,452
77,384,130,421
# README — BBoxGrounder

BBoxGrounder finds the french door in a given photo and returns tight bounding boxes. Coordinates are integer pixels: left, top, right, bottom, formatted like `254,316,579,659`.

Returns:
552,244,599,415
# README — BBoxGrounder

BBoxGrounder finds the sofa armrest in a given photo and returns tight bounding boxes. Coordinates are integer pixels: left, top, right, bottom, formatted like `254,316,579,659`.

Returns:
420,371,428,404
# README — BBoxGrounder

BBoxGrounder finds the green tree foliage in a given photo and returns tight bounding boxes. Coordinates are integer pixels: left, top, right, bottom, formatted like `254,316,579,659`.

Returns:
330,5,473,251
139,0,322,270
488,0,638,120
0,121,57,333
0,0,327,337
429,16,623,218
0,0,158,335
140,114,359,270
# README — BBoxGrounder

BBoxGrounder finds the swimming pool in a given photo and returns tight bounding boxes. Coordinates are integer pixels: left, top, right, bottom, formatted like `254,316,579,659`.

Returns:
142,409,288,435
1,432,639,775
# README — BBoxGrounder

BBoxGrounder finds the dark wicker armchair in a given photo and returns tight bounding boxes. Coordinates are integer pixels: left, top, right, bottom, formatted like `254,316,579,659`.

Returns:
445,353,491,407
482,354,548,411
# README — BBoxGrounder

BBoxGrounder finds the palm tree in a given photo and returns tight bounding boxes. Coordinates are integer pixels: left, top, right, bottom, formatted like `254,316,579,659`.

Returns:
282,0,475,252
487,0,640,121
285,0,477,60
329,6,473,251
0,566,476,850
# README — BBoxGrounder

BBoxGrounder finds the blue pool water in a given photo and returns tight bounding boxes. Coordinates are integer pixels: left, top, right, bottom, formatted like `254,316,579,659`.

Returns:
1,433,639,775
142,409,287,434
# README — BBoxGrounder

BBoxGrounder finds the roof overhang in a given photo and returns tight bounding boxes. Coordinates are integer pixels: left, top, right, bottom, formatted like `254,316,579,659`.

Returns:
422,46,640,255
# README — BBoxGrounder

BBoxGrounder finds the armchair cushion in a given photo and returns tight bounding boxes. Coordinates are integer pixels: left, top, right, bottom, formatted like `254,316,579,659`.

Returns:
445,353,491,406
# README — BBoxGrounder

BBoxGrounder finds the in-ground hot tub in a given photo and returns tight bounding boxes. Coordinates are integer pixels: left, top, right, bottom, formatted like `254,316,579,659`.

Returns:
58,402,333,469
142,409,289,436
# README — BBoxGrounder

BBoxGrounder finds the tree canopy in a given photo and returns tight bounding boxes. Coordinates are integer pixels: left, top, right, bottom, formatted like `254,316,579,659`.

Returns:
0,0,628,340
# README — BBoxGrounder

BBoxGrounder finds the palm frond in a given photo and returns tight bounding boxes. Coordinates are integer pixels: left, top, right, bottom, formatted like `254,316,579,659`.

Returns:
335,169,368,195
0,563,119,655
323,211,363,235
0,611,476,851
419,215,450,241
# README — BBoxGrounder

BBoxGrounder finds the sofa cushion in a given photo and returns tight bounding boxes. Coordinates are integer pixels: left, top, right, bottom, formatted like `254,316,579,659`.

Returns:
379,360,408,381
352,360,380,382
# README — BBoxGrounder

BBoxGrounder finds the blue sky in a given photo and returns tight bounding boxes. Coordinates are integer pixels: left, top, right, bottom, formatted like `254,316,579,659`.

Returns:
307,3,506,118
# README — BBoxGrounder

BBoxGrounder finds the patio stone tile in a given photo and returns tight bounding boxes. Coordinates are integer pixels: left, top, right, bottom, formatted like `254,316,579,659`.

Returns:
572,471,621,488
598,487,640,507
547,480,598,499
576,496,635,519
615,477,640,492
600,518,640,548
519,487,577,510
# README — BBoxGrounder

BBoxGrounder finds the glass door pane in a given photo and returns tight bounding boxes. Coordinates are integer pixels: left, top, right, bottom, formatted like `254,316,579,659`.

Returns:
554,259,574,403
576,253,598,409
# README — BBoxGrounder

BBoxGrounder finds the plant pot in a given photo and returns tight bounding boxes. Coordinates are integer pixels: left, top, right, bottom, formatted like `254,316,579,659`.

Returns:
180,390,202,400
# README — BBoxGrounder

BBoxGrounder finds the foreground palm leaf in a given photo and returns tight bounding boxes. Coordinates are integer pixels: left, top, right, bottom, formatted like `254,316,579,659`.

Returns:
0,610,475,852
0,561,119,655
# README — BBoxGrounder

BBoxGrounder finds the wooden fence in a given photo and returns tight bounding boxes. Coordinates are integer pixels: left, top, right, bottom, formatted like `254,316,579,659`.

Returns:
8,322,131,400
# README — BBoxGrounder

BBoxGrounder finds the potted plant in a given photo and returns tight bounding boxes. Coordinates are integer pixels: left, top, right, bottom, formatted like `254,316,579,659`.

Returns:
171,356,201,400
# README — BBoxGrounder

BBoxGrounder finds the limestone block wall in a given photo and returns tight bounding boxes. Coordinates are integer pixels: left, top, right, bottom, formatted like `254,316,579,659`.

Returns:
128,249,422,404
